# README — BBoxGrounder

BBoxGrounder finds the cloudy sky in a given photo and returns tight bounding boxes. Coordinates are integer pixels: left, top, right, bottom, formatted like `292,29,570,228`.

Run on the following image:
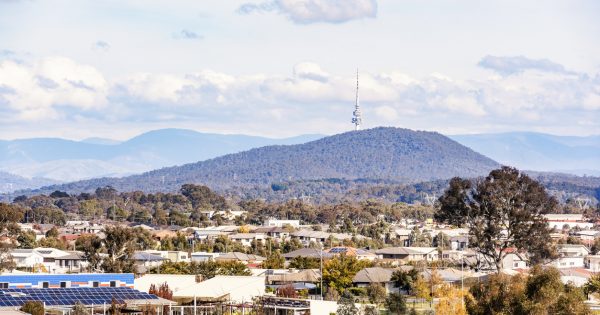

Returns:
1,0,599,140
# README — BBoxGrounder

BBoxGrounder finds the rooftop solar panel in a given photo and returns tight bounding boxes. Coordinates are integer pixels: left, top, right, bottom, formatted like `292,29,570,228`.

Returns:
0,288,159,307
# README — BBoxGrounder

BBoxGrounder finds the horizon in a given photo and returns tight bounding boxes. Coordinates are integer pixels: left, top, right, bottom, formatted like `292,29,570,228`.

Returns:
2,126,600,143
1,1,599,139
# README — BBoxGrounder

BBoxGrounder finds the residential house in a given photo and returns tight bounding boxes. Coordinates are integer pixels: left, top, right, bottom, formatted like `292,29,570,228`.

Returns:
215,252,265,265
264,218,300,228
450,235,469,251
132,252,167,273
282,248,332,261
190,252,220,262
143,250,190,263
228,233,266,247
375,247,438,263
352,267,397,293
546,244,589,269
54,251,88,272
572,230,600,246
325,247,377,261
585,255,600,272
544,214,594,230
253,227,291,241
9,249,44,270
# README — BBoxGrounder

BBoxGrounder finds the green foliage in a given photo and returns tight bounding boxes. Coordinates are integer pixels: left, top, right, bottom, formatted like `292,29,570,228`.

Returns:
367,283,387,305
391,268,419,294
262,250,285,269
289,256,320,269
436,167,558,270
322,254,373,293
385,292,407,315
151,260,251,279
467,266,590,315
72,302,90,315
20,301,44,315
337,291,358,315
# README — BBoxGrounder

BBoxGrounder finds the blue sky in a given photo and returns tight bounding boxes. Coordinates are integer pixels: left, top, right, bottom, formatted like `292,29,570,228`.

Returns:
0,0,599,140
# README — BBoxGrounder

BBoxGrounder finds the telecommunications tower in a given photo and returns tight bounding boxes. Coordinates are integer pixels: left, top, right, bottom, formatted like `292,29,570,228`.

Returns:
351,69,363,130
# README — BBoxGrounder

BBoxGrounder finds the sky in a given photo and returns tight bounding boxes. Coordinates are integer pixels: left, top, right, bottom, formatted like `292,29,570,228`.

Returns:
0,0,599,140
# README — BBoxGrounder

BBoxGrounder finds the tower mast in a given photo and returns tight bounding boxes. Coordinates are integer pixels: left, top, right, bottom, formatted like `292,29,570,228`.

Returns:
351,69,362,131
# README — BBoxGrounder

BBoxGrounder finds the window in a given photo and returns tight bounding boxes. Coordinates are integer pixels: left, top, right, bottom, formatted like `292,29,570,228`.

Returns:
0,283,8,289
41,282,49,288
570,262,575,266
91,281,99,288
60,281,70,288
109,281,117,287
514,263,519,267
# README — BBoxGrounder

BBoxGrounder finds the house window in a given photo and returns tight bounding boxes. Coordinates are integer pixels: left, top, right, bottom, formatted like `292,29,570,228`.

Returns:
570,262,575,266
0,283,8,289
109,281,117,287
514,263,519,268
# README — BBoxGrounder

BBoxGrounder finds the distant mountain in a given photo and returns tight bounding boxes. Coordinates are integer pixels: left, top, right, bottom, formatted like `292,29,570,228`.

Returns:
0,129,324,182
0,171,59,193
24,127,500,194
450,132,600,176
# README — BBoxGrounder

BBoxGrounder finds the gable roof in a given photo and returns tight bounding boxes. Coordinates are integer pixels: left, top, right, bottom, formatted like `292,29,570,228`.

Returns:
352,267,395,283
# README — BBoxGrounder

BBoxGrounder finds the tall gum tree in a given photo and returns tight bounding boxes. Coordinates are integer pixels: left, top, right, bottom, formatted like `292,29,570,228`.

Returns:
435,167,557,271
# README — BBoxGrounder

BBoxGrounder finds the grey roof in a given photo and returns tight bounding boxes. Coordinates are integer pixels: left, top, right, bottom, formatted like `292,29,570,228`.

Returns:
216,252,265,261
282,248,332,259
352,267,395,283
376,247,435,255
132,252,167,261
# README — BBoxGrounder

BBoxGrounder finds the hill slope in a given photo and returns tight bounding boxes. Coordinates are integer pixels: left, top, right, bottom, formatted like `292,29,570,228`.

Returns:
25,127,500,194
0,129,323,181
451,132,600,176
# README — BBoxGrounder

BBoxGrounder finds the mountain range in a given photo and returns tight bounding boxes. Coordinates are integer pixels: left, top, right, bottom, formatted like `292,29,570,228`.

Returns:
0,129,322,183
450,132,600,176
19,127,500,195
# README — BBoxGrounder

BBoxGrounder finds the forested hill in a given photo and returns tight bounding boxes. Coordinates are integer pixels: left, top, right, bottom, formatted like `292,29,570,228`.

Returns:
20,127,500,195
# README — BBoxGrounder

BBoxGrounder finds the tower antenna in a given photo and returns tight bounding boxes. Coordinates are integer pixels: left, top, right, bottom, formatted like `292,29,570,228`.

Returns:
351,69,362,131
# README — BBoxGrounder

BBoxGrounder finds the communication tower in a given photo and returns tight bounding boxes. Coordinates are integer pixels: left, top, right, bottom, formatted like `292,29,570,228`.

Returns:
351,69,363,130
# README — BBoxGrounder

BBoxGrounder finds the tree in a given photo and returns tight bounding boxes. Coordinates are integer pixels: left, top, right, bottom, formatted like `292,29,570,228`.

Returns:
436,167,557,271
467,266,590,315
322,254,373,293
72,302,91,315
101,225,137,273
336,291,358,315
362,305,379,315
391,268,419,294
262,250,285,269
367,283,387,306
289,256,320,269
434,284,468,315
76,234,103,271
149,282,173,300
276,284,298,298
385,292,407,315
21,301,44,315
0,243,16,272
584,273,600,297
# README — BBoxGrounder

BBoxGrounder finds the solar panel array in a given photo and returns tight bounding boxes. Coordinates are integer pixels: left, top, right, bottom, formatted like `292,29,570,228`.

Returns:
328,247,348,253
0,287,159,307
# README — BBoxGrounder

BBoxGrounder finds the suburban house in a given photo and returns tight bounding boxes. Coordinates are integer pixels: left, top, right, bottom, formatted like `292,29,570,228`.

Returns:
375,247,438,262
253,227,291,241
143,250,190,263
546,244,589,269
215,252,265,265
282,248,332,261
544,214,594,230
10,249,44,270
352,267,397,293
190,252,220,262
264,218,301,228
585,255,600,272
228,233,266,247
325,247,377,261
572,230,600,246
132,252,167,272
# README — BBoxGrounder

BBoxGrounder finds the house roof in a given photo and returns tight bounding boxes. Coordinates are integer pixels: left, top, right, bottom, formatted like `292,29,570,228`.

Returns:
282,248,331,259
352,267,395,283
268,269,321,283
375,247,437,255
216,252,265,262
133,252,167,261
326,247,376,257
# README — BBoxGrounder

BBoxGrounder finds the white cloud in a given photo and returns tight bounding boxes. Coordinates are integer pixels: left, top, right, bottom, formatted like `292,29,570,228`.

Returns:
238,0,377,24
0,55,598,137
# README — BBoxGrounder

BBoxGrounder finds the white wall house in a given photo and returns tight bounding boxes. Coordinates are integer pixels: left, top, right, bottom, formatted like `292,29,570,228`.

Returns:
264,218,300,228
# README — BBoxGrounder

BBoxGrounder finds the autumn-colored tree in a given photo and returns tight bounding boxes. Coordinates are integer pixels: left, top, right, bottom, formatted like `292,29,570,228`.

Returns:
366,283,387,305
149,282,173,300
434,284,468,315
276,284,298,298
20,301,44,315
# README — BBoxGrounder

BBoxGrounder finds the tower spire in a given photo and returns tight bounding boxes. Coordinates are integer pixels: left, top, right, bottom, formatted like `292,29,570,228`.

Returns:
351,69,362,131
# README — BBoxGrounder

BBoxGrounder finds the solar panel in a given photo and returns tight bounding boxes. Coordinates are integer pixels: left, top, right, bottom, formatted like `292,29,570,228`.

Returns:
0,288,159,307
